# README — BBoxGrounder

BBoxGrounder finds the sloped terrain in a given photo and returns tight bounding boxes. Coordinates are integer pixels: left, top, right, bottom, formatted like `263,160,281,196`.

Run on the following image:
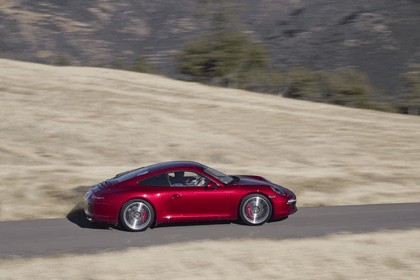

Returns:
0,59,419,221
1,0,420,94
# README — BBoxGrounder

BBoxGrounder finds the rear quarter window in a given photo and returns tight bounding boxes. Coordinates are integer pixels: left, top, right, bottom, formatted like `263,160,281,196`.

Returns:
137,173,170,187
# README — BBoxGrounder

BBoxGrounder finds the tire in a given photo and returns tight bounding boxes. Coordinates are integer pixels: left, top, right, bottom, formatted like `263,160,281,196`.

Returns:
119,199,155,232
239,194,272,226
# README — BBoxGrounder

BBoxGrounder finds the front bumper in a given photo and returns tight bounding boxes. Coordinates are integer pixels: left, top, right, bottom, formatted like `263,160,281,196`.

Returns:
287,198,297,212
271,196,298,219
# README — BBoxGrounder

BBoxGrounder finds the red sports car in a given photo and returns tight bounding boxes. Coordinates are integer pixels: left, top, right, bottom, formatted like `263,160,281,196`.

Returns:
84,161,297,231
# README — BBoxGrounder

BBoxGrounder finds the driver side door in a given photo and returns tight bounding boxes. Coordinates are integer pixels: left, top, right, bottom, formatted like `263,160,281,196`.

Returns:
167,170,233,221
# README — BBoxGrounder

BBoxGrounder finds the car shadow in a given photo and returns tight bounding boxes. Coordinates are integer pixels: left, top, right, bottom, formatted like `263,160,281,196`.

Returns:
270,216,289,223
153,220,240,229
152,216,288,229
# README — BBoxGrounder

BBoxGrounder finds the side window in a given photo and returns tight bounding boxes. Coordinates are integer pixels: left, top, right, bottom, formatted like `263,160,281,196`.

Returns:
137,173,170,187
168,171,209,187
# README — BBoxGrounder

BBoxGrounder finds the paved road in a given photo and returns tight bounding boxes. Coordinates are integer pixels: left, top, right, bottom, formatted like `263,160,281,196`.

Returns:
1,203,420,258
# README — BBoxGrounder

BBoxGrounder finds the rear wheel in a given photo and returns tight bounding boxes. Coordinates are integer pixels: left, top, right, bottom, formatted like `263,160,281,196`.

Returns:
119,199,154,232
239,194,272,226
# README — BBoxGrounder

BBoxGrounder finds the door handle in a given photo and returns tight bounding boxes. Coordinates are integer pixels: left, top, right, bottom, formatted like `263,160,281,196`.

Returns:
171,194,182,199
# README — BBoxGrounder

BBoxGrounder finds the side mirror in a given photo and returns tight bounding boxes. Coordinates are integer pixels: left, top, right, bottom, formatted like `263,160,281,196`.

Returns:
206,181,217,189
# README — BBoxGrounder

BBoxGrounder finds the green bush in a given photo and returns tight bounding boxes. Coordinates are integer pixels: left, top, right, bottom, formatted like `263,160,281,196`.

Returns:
282,67,377,108
318,67,376,106
283,67,320,99
176,31,268,86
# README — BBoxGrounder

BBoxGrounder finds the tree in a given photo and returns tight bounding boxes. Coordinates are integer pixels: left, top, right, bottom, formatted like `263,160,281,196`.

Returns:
176,31,268,86
176,0,268,87
318,67,376,107
283,67,320,99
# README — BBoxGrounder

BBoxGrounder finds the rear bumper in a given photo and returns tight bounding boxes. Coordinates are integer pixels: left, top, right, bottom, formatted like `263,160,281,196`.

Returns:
84,202,95,221
84,198,118,224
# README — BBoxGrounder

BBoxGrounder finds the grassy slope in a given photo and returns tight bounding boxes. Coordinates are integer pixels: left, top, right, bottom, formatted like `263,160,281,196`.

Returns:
0,58,419,221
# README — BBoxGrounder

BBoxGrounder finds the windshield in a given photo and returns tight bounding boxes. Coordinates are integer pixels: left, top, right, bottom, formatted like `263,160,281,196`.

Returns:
204,167,234,184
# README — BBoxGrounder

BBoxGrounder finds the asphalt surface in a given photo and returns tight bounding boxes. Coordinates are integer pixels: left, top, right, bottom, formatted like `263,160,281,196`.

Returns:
1,203,420,258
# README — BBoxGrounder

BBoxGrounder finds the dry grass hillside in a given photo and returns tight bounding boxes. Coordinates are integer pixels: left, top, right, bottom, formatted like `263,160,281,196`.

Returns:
0,59,419,221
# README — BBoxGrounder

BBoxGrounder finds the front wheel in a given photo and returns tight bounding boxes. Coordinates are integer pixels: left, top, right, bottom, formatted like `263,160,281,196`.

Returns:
239,194,272,226
119,199,155,232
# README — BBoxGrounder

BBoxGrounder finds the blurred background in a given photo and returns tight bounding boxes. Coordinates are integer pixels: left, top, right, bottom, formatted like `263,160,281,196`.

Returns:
1,0,419,114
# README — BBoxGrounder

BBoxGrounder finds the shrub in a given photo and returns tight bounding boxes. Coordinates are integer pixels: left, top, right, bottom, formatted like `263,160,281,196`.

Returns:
176,31,268,86
318,67,376,106
282,66,377,107
282,67,320,99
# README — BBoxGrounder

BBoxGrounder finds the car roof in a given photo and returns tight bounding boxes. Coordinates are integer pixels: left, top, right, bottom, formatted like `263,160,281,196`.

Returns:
114,161,208,181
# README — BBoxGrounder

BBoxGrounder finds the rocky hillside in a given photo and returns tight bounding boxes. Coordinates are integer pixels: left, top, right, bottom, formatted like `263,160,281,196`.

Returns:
1,0,419,95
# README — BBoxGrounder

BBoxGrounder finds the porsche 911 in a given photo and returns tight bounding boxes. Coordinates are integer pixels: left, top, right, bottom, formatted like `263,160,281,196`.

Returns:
84,161,297,231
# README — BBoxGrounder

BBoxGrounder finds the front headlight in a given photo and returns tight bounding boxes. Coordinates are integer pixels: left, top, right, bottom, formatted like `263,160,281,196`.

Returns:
271,185,287,196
